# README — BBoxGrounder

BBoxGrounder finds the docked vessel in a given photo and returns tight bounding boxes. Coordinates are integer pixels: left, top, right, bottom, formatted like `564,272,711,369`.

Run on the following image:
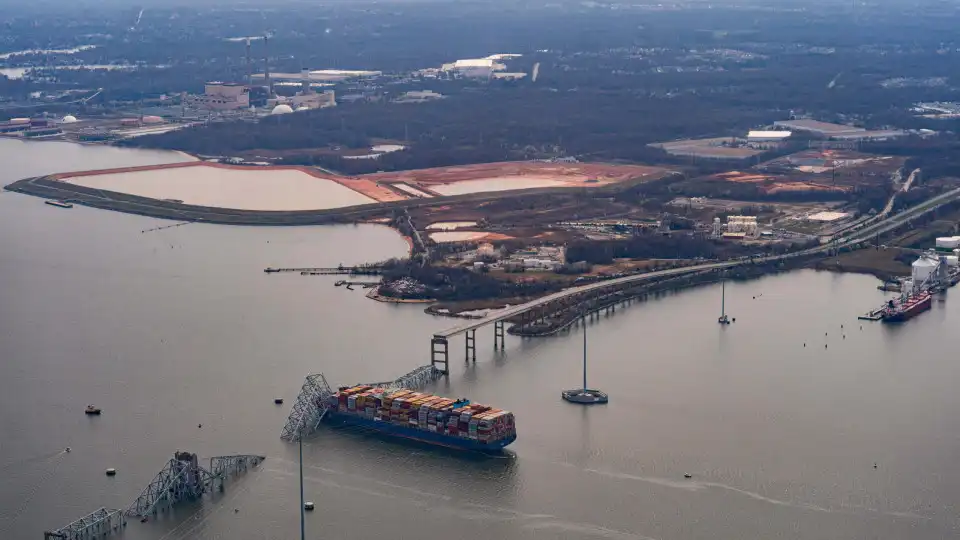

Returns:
881,290,932,323
324,386,516,452
45,200,73,209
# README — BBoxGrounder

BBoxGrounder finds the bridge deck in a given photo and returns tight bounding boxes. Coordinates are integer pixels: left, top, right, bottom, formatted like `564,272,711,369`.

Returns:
433,262,731,338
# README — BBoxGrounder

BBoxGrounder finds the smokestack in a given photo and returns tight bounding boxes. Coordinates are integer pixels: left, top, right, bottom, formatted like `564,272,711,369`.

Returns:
301,68,311,94
245,38,252,86
263,35,271,96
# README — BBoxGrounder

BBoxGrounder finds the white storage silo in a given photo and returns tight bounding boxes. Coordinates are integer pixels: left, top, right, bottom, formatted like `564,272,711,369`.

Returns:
912,257,938,286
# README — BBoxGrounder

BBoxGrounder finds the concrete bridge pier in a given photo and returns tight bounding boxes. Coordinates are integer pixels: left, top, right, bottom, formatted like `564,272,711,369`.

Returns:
431,337,449,374
494,321,505,350
465,329,476,362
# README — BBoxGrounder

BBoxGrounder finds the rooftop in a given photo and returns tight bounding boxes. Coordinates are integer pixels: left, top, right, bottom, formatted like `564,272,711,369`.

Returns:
773,119,865,134
747,130,792,139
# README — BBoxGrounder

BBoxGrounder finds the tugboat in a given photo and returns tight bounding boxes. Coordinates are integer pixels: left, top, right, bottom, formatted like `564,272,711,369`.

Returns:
562,316,609,404
85,405,101,415
718,280,731,324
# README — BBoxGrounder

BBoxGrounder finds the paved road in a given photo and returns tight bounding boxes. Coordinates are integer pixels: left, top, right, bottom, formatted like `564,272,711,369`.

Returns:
434,186,960,338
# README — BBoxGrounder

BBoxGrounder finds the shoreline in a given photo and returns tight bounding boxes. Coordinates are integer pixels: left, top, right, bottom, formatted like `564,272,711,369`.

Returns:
365,288,435,304
4,173,640,226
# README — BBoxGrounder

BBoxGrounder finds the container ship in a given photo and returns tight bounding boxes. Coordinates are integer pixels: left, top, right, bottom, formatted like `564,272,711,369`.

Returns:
323,385,517,452
881,290,932,323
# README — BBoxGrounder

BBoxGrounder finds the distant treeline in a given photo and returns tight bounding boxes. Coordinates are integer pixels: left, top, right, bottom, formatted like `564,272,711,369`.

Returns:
377,260,564,301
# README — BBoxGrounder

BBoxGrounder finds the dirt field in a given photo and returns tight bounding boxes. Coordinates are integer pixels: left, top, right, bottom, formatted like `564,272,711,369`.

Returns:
695,150,905,196
362,161,668,190
48,160,671,205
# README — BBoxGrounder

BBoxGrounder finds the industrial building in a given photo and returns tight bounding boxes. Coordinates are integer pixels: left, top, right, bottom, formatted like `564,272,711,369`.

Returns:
253,69,381,84
289,90,335,110
773,119,905,141
726,215,759,237
394,90,445,103
193,82,250,110
746,130,791,142
440,54,520,79
441,58,501,78
266,70,337,112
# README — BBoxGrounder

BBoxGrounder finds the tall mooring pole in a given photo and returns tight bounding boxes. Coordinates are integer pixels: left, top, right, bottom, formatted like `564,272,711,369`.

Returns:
721,280,726,318
582,316,588,392
299,430,305,540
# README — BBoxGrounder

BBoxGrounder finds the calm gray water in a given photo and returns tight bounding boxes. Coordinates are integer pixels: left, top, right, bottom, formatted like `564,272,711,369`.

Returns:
2,139,959,540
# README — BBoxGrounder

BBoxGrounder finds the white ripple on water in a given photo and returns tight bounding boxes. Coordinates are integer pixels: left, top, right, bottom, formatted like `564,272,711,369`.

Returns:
271,457,454,501
581,467,931,521
266,461,656,540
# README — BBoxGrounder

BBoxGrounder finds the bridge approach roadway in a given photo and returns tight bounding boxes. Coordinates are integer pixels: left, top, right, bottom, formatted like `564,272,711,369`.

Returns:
429,186,960,371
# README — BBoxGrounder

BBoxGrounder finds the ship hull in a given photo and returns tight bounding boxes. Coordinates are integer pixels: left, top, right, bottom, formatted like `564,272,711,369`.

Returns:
324,412,516,452
881,294,932,323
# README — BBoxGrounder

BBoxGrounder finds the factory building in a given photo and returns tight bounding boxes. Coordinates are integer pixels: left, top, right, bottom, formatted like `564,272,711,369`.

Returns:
193,82,250,110
290,90,336,110
726,215,759,237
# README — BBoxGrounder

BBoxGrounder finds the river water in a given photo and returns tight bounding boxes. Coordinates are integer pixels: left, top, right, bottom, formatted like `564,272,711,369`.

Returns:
2,139,959,540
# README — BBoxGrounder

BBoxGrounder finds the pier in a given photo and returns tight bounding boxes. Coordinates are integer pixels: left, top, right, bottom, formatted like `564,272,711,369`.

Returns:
334,280,380,289
263,265,383,275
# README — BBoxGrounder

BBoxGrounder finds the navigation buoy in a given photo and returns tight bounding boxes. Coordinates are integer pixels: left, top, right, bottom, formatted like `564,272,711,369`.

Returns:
825,344,828,348
873,463,878,469
105,468,117,476
198,424,202,429
304,502,315,511
803,343,806,347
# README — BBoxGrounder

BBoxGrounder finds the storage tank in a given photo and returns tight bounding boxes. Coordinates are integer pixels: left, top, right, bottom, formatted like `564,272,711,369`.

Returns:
912,256,939,285
935,236,960,250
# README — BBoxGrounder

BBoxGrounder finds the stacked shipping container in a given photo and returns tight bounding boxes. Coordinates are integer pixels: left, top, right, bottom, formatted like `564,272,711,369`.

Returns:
326,385,517,447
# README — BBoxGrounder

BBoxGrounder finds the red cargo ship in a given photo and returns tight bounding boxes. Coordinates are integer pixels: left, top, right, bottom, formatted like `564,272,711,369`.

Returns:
881,290,932,323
